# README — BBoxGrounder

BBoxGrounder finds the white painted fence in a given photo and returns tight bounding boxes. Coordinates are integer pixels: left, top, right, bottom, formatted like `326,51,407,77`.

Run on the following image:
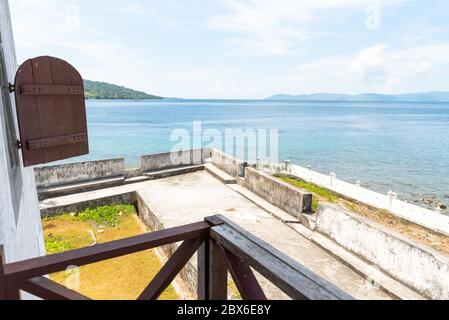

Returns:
287,164,449,237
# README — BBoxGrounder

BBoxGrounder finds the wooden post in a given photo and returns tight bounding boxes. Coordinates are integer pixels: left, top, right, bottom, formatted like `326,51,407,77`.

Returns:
197,240,209,300
208,239,228,300
0,245,7,300
198,216,229,300
0,246,21,300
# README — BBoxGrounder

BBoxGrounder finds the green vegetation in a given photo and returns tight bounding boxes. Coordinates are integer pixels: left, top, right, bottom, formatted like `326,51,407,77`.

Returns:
70,204,135,227
279,176,338,211
45,235,76,254
42,204,179,300
84,80,162,100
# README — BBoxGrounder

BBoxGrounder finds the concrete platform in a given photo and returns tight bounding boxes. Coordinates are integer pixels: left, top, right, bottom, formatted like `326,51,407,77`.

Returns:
40,170,401,300
135,171,391,300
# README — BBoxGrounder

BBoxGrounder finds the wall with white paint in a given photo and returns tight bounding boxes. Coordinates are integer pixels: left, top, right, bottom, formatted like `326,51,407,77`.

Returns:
0,0,45,267
286,164,449,237
316,203,449,300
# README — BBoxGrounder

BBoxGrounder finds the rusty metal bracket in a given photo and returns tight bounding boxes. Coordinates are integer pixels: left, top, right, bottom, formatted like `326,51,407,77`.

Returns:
27,133,87,151
8,82,15,93
20,84,83,96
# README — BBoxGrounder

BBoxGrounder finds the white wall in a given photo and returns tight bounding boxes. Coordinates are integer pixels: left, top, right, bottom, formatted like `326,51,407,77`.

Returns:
316,203,449,300
288,164,449,237
0,0,45,266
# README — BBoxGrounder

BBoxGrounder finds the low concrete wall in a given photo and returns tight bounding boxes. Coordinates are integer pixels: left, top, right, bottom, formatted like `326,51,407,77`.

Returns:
35,158,125,188
316,203,449,299
139,149,209,173
210,149,246,178
245,167,312,219
289,164,449,237
136,192,198,297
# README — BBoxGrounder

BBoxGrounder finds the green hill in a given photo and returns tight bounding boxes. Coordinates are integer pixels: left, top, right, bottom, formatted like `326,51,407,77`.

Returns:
84,80,162,100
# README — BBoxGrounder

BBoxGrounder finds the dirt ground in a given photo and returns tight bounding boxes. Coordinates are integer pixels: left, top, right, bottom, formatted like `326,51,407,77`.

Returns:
42,212,179,300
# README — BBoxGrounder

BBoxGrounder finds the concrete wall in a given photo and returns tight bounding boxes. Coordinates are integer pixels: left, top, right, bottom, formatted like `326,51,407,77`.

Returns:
0,0,45,273
136,192,198,297
34,158,125,188
245,167,312,219
316,203,449,299
289,164,449,237
140,149,209,173
210,148,245,178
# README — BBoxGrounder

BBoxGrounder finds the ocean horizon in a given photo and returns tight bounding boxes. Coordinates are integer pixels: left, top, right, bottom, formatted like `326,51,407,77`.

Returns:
59,98,449,209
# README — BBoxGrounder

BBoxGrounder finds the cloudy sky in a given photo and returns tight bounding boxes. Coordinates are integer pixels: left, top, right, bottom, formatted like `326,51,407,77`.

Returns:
8,0,449,99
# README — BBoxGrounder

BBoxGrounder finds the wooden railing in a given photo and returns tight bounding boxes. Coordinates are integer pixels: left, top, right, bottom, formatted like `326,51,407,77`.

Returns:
0,215,353,300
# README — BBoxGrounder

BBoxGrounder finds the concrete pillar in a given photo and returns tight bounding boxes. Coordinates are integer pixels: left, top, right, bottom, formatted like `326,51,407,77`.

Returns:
330,172,336,186
388,191,398,210
284,160,291,172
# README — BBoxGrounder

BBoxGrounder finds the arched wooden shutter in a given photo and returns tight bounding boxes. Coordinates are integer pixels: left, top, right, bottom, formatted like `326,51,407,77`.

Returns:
12,56,89,167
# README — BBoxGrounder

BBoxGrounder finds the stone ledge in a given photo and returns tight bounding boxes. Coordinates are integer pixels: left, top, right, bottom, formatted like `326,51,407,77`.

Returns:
204,163,237,184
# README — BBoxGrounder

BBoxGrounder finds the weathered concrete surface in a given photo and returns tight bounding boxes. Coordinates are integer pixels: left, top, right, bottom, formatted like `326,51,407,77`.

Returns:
316,203,449,300
34,158,125,188
143,164,204,180
245,167,312,219
135,171,391,300
38,176,125,201
210,148,245,178
40,170,391,299
140,149,209,173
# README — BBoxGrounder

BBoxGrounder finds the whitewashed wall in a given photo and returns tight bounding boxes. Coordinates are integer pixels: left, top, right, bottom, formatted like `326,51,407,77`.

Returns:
0,0,45,266
288,164,449,237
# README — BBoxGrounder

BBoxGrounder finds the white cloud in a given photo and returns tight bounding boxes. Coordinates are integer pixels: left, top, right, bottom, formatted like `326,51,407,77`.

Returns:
209,0,408,56
350,44,388,82
277,42,449,95
9,0,156,93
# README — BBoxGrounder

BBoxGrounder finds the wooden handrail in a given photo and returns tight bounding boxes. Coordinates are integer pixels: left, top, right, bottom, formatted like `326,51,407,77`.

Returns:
1,215,354,300
209,215,354,300
3,221,210,283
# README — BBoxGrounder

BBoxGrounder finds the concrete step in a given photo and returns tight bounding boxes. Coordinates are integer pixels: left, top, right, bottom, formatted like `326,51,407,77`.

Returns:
143,165,204,180
204,163,237,184
37,176,125,201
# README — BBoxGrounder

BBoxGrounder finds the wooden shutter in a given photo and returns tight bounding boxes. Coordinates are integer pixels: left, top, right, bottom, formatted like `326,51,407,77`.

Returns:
12,56,89,167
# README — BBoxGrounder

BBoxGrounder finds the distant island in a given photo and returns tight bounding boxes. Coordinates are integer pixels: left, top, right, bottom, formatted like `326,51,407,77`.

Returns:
266,92,449,102
84,80,163,100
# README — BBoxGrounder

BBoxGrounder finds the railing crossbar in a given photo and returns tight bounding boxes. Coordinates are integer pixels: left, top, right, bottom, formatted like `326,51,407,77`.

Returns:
138,236,206,300
3,221,210,283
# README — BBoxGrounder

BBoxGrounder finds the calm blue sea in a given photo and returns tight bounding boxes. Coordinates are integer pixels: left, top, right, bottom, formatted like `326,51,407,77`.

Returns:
65,99,449,205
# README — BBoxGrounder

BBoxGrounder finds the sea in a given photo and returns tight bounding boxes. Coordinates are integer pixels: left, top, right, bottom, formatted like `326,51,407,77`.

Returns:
62,99,449,206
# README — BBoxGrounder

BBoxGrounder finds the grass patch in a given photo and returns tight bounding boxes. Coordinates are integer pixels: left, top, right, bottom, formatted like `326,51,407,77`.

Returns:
72,204,135,227
43,204,179,300
280,177,338,211
45,235,76,254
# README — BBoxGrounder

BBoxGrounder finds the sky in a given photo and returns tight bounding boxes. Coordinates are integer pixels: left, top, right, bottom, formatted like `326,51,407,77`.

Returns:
8,0,449,99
